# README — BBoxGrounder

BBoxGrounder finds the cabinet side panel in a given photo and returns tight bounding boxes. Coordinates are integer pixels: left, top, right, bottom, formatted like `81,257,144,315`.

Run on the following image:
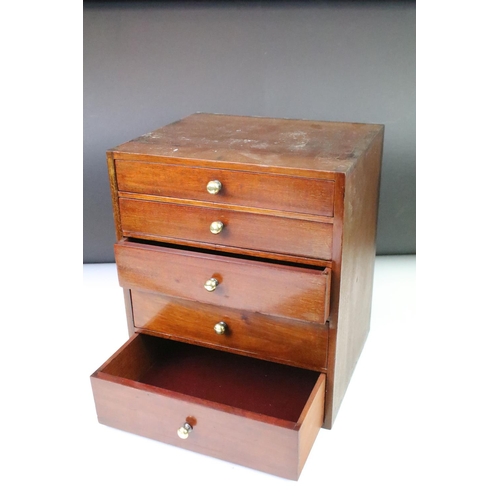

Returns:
107,153,123,241
108,154,135,337
322,174,345,429
123,288,135,337
330,129,384,425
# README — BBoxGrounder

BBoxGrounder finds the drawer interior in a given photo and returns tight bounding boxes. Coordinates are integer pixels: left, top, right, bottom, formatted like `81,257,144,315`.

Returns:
126,237,328,270
97,334,322,423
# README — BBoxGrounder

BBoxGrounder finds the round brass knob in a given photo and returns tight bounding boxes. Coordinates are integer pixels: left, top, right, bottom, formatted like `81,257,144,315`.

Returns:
204,278,219,292
210,221,224,234
207,180,222,194
214,321,227,335
177,422,193,439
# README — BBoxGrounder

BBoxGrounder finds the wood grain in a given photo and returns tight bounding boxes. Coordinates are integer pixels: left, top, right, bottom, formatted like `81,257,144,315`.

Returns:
91,334,325,480
118,197,333,260
96,114,385,477
106,154,122,241
297,374,326,474
108,113,383,179
115,239,331,323
115,160,335,216
326,127,384,428
131,289,328,371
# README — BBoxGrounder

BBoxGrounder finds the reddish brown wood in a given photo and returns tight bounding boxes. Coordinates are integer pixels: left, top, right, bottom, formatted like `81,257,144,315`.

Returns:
118,192,333,222
297,375,326,473
131,289,328,371
92,113,384,478
138,338,320,420
91,334,325,480
327,128,384,427
107,154,122,241
115,239,331,324
122,288,135,337
118,197,333,260
108,114,382,180
118,230,331,269
115,160,335,216
95,330,155,380
323,173,345,429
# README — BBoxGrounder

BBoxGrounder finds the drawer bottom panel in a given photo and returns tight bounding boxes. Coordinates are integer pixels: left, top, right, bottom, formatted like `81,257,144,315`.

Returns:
91,334,325,480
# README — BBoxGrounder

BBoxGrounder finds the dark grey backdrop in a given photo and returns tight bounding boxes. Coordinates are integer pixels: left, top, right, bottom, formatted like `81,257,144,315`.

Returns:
83,1,415,263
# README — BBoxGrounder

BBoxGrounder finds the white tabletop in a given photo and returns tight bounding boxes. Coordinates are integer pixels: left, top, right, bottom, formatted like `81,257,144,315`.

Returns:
6,255,498,498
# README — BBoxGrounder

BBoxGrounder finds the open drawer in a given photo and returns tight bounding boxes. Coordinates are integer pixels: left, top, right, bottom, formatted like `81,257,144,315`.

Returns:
91,334,325,480
115,239,331,324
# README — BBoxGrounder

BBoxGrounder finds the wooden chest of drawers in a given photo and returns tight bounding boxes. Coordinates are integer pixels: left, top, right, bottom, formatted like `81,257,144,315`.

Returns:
90,113,384,480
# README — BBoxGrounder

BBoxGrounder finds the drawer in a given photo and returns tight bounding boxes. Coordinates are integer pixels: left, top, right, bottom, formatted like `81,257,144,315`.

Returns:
115,239,331,324
115,160,335,216
131,289,328,371
91,334,325,480
118,198,333,260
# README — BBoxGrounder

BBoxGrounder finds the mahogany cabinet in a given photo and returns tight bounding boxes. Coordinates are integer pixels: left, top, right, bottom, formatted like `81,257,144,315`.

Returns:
90,113,384,480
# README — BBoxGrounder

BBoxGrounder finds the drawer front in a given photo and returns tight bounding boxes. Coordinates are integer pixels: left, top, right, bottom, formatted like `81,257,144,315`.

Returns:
91,334,326,480
119,198,333,260
115,240,331,323
115,160,335,216
131,289,328,370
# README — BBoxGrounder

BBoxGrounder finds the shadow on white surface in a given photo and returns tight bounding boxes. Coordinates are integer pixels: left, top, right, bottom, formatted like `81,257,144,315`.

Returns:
9,256,498,499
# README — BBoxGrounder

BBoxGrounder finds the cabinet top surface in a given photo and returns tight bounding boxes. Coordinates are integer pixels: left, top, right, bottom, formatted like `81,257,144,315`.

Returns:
109,114,383,176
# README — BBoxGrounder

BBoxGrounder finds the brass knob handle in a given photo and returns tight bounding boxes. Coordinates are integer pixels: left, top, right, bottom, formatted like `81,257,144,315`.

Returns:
177,422,193,439
204,278,219,292
207,180,222,194
214,321,227,335
210,221,224,234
